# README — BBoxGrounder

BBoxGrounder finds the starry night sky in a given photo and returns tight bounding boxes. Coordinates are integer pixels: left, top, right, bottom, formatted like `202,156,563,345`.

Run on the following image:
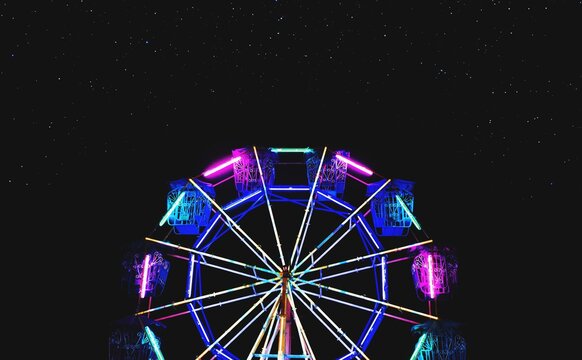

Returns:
6,1,580,359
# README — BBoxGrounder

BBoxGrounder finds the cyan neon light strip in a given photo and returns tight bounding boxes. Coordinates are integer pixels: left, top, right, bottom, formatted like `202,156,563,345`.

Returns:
317,191,354,210
410,333,427,360
395,194,421,230
203,156,242,177
159,191,186,226
269,147,313,153
335,154,373,176
144,326,165,360
140,254,150,299
357,215,380,249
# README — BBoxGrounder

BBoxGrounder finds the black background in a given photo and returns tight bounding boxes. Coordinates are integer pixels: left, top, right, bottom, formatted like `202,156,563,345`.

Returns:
6,1,579,359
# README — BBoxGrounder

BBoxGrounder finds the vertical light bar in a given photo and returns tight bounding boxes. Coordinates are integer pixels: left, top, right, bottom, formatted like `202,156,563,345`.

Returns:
381,259,388,297
159,191,186,226
335,154,373,176
395,194,421,230
410,333,427,360
144,326,165,360
203,156,242,177
427,254,435,299
186,253,195,298
140,254,151,299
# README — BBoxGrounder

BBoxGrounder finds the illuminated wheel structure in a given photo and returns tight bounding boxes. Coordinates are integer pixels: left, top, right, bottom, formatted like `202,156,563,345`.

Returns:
136,146,449,360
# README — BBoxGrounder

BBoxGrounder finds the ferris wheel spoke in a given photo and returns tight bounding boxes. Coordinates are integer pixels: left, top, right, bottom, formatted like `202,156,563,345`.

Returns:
292,179,392,273
294,239,434,278
293,201,316,270
260,306,281,358
253,146,285,266
145,237,279,276
294,220,358,279
286,288,317,359
195,281,283,360
195,255,271,282
303,262,381,283
246,297,281,360
293,278,438,320
289,146,328,267
189,178,283,272
208,295,280,360
216,216,279,274
291,283,370,360
136,277,280,316
297,288,419,325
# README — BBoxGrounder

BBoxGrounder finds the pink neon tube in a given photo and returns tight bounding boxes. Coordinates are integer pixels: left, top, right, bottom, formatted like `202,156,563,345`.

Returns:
140,254,151,299
335,154,373,176
203,156,241,177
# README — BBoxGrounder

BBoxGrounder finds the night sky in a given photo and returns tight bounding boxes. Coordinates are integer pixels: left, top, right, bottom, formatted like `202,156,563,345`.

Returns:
7,1,579,359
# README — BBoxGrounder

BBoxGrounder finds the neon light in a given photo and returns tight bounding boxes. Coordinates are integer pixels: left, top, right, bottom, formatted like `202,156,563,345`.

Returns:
381,256,387,301
189,303,210,343
317,191,354,210
294,239,433,276
360,309,382,345
144,326,165,360
186,254,195,297
410,333,427,360
194,215,221,248
159,191,186,226
224,190,262,210
195,281,282,360
140,254,150,299
269,186,310,191
253,146,285,266
335,154,373,176
203,156,241,177
427,254,435,299
269,148,313,153
395,194,421,230
357,215,380,249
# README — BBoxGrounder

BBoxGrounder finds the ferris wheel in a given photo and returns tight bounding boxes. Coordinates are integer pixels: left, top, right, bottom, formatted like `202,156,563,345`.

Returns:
116,146,464,359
